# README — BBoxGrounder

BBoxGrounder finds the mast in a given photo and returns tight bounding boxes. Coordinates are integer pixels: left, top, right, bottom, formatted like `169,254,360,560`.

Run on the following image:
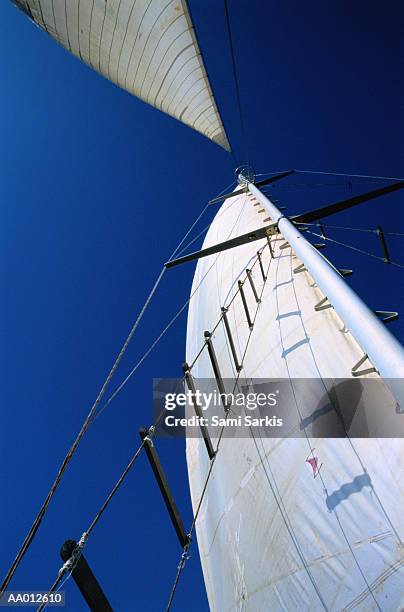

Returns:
248,181,404,402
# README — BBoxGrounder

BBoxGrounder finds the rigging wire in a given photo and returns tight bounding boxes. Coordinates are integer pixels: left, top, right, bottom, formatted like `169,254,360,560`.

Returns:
38,380,188,611
89,260,218,425
166,243,273,610
39,227,266,611
0,266,163,594
261,181,394,191
380,231,404,237
266,181,352,188
294,169,404,182
91,192,247,424
256,169,404,182
15,169,400,603
223,0,250,167
305,230,404,269
0,180,234,594
295,221,404,237
168,218,404,607
37,439,148,612
38,199,400,607
57,180,402,606
170,190,239,259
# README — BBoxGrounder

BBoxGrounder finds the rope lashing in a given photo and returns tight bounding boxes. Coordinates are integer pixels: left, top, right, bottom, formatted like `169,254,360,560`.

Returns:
58,532,88,577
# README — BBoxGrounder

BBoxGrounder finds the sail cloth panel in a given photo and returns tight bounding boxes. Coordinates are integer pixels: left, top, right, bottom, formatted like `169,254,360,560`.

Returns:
186,190,404,610
13,0,230,151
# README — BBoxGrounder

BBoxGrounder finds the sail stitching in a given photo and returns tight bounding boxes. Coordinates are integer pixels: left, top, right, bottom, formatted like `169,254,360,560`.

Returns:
272,248,391,607
139,12,187,97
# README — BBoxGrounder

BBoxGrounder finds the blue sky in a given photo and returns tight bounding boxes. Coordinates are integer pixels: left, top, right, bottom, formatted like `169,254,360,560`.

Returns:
0,0,402,610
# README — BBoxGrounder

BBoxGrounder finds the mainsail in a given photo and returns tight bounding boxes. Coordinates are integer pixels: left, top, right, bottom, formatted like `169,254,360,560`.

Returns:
6,3,404,609
12,0,230,151
186,187,404,610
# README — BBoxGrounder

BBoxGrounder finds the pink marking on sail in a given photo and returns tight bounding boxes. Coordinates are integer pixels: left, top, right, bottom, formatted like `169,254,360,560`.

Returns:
306,457,319,478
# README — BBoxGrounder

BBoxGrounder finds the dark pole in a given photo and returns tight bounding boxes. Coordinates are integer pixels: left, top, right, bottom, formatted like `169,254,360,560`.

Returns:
60,540,113,611
376,225,390,263
139,429,190,548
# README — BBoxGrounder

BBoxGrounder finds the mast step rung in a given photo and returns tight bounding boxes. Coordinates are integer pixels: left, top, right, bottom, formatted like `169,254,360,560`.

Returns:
139,429,190,548
317,222,326,238
352,354,378,377
204,331,230,409
298,226,309,232
374,310,399,324
257,250,267,282
377,225,391,263
60,541,113,611
238,281,253,330
183,363,216,459
278,205,287,211
313,243,326,250
338,268,353,277
246,268,261,303
293,263,307,274
258,208,266,213
267,237,274,258
253,202,260,206
221,308,243,373
279,242,290,250
314,297,332,311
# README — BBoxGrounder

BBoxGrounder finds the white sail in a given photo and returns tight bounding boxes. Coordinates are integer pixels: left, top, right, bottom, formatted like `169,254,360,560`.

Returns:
186,189,404,610
12,0,230,151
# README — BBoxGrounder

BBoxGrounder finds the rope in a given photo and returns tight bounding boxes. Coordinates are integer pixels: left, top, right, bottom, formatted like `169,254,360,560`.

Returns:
171,190,238,260
39,246,261,607
0,270,161,594
91,192,249,424
165,546,191,611
223,0,250,167
89,260,219,424
166,242,273,610
58,533,88,577
37,576,64,612
34,183,246,612
37,379,190,611
39,381,189,610
0,183,231,593
40,236,270,611
37,440,146,612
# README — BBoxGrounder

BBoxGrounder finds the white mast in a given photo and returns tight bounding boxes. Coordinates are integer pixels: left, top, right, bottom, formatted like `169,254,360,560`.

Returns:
186,186,404,611
248,181,404,402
